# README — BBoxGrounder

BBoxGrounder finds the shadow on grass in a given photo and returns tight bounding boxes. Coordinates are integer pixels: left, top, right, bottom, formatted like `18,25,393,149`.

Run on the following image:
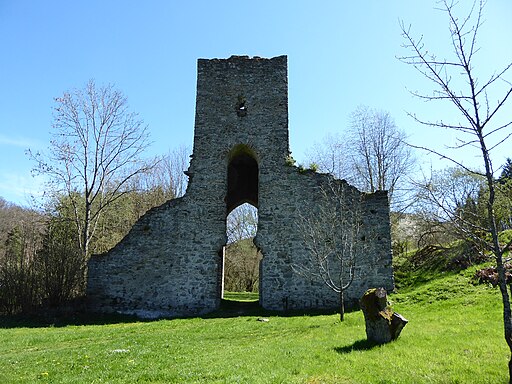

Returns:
0,299,356,328
203,299,354,319
0,312,144,329
334,339,380,354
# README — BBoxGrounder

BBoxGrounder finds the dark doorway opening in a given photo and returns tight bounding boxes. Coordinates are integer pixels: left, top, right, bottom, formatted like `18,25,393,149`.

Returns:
226,150,258,213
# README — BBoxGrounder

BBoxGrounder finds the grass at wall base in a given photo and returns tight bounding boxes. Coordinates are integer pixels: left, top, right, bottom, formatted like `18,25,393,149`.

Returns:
0,263,508,383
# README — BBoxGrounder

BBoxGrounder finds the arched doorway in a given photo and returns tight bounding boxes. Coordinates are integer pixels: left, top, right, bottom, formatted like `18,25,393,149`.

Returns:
221,146,262,302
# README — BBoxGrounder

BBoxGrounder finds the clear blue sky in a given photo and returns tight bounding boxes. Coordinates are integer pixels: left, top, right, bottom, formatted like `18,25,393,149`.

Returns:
1,0,511,205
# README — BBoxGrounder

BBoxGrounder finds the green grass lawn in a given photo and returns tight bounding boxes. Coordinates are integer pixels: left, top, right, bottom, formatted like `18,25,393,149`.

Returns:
223,291,258,302
0,270,509,383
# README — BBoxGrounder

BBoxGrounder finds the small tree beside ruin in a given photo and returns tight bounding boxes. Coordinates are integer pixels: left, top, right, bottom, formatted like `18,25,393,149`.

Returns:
295,179,365,321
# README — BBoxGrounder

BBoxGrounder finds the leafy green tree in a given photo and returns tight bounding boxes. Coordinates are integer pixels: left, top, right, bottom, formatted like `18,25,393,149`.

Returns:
478,178,512,232
223,238,261,293
496,158,512,230
0,224,41,314
500,158,512,184
36,217,85,306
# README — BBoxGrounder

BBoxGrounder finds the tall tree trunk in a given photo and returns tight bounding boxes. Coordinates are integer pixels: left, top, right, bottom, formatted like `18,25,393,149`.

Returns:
339,289,345,322
495,247,512,383
480,140,512,383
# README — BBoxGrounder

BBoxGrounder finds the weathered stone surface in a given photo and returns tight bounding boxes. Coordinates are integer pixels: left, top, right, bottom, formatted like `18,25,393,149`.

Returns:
86,55,394,319
360,288,408,344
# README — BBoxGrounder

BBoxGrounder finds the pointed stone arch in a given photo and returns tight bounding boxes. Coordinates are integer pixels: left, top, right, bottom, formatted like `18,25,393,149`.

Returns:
227,144,259,213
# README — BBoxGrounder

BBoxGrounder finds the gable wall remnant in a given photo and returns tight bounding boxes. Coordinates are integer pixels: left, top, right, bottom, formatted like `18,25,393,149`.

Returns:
86,55,394,318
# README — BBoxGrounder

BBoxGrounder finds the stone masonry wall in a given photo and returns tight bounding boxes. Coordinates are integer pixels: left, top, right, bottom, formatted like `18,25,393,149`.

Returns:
86,55,393,318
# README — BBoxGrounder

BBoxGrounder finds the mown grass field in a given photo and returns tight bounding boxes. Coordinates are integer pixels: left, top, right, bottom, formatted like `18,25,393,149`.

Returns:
0,266,509,383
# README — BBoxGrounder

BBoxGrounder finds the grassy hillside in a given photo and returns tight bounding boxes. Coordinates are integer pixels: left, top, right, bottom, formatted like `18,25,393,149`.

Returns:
0,261,508,383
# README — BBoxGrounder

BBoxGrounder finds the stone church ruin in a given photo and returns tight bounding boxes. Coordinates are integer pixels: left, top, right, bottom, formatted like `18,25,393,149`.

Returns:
86,55,394,318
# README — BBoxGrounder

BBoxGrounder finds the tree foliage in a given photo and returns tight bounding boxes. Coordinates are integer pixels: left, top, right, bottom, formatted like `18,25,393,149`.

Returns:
500,158,512,183
0,201,85,314
224,238,261,293
0,221,42,314
36,217,85,307
415,167,486,244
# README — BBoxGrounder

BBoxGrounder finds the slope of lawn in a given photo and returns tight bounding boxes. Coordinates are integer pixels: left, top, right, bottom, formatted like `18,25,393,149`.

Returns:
0,266,508,383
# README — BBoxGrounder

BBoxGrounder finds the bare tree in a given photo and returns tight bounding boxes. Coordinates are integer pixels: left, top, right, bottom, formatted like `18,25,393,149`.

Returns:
399,0,512,379
30,80,153,259
348,106,416,211
226,203,258,244
305,132,351,179
306,107,416,212
121,145,190,225
295,180,364,321
414,167,487,246
132,145,190,201
157,145,190,199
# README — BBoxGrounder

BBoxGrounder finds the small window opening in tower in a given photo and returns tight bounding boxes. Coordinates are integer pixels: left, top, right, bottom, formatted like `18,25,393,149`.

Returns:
222,203,261,303
236,96,248,117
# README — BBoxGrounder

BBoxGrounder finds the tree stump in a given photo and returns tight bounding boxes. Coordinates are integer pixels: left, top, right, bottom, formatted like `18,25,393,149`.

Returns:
360,288,408,344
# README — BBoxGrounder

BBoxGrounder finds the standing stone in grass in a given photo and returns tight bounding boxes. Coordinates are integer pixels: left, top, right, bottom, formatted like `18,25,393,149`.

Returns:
360,288,408,344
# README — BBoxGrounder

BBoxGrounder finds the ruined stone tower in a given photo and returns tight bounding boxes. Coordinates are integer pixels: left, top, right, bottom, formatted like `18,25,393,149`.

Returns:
86,55,394,318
